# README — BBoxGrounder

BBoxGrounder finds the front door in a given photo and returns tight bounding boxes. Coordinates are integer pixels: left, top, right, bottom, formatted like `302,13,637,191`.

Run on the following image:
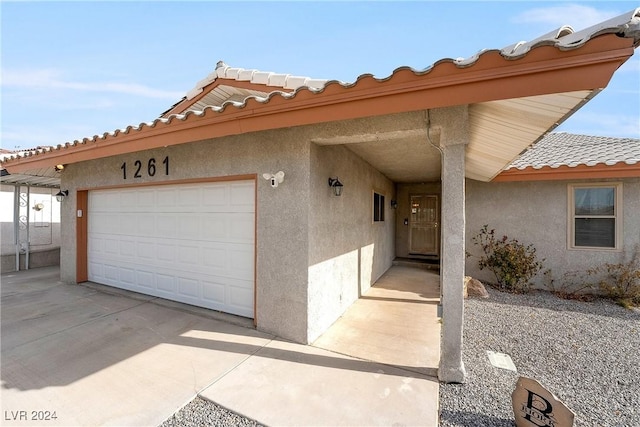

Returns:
409,194,439,256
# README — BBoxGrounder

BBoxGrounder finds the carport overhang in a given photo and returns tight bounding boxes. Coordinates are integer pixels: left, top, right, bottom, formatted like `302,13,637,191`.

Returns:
2,21,639,385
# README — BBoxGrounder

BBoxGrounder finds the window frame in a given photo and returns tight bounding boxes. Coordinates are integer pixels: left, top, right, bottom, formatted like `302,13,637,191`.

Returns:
567,182,623,251
373,191,385,223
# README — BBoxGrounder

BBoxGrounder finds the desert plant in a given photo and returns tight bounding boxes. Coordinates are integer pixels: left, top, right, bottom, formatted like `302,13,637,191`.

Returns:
543,269,595,301
469,225,545,293
587,248,640,307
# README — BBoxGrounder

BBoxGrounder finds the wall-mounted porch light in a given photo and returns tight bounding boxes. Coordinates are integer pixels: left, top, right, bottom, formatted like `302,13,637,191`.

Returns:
390,200,398,209
55,190,68,202
54,164,65,172
328,177,343,197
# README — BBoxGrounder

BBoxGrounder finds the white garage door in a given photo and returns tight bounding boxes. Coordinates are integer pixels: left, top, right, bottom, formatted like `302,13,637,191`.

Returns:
88,180,255,318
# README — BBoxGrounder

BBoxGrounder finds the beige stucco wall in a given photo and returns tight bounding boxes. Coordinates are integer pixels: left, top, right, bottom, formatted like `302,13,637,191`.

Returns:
307,144,396,343
58,124,399,344
395,182,442,259
60,127,314,343
465,177,640,288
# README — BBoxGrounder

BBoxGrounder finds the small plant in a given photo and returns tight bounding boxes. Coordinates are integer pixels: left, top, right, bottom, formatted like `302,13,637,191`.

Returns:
587,248,640,307
543,269,595,302
469,225,545,293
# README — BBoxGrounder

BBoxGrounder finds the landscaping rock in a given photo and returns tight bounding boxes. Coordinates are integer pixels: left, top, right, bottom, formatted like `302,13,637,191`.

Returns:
464,276,489,298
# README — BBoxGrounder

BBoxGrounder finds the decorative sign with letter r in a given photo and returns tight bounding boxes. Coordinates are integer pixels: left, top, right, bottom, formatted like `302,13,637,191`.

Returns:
512,376,574,427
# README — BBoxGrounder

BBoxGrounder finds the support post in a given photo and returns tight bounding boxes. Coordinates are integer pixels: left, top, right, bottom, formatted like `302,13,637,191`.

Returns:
430,106,468,384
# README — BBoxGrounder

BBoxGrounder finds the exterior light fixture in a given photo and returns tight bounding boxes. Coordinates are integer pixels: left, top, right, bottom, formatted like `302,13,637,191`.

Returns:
262,171,285,188
54,164,65,172
390,200,398,209
328,177,343,197
55,190,68,202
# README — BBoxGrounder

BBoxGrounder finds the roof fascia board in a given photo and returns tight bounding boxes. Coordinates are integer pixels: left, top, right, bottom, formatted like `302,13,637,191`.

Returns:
3,35,636,174
493,163,640,182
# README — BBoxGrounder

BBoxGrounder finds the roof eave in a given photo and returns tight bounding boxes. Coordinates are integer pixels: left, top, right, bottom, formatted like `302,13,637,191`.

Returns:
2,33,637,175
493,162,640,182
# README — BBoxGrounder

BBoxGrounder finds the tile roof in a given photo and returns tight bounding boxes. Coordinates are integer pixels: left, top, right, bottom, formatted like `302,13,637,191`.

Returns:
185,60,329,101
1,8,639,167
508,132,640,170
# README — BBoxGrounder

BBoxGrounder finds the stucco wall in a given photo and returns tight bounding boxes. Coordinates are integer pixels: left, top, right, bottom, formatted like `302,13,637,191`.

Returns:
307,144,396,343
465,178,640,288
60,127,314,343
395,182,442,259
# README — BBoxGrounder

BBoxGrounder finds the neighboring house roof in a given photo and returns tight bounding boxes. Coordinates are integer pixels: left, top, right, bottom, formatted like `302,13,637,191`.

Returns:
495,132,640,182
1,8,639,184
1,147,61,187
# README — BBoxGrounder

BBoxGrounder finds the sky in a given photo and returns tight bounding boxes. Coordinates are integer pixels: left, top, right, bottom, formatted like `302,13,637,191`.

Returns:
1,1,639,151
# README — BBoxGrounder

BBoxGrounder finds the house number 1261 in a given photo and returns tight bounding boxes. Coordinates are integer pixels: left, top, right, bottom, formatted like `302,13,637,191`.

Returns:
121,156,169,179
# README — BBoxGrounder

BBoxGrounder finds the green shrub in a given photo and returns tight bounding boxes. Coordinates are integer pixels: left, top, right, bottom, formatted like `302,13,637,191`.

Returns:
587,249,640,307
469,225,545,293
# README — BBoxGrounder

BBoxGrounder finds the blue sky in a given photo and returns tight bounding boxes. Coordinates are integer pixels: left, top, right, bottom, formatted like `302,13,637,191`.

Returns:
1,1,639,150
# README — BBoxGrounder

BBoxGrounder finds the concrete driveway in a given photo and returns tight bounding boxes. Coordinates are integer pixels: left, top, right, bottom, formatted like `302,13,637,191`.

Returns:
1,267,439,426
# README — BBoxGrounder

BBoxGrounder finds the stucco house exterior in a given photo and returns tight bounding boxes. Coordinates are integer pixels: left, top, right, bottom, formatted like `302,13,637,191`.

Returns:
467,133,640,289
1,9,639,383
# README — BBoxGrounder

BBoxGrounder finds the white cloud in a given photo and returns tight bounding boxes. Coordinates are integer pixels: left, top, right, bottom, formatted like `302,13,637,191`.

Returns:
512,4,621,29
1,68,183,100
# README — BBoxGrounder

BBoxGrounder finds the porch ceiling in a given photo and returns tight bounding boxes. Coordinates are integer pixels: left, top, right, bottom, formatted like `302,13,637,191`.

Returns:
311,90,595,183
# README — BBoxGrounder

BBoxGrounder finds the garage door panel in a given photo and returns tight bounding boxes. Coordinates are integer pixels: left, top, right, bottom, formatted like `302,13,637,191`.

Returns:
203,186,228,206
176,245,201,266
230,182,255,207
138,270,155,289
156,215,178,238
202,282,225,304
88,180,255,318
178,277,200,298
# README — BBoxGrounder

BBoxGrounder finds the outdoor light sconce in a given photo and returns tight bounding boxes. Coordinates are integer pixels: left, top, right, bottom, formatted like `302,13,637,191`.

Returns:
54,164,65,172
263,171,285,188
55,190,69,202
328,177,343,197
390,200,398,209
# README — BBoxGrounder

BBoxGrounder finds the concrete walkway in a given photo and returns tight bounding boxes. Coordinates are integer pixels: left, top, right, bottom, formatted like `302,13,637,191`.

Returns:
1,266,440,426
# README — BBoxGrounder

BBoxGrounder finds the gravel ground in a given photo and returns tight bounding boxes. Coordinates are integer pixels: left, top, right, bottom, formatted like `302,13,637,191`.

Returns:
439,288,640,427
160,397,264,427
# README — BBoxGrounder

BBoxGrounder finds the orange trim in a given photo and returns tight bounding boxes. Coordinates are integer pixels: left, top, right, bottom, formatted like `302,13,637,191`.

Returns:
493,163,640,182
253,177,258,327
163,80,296,117
76,190,88,283
2,34,635,174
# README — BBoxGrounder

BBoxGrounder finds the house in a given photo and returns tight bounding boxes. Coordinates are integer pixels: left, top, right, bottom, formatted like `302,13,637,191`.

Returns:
1,9,639,383
1,149,62,272
467,132,640,288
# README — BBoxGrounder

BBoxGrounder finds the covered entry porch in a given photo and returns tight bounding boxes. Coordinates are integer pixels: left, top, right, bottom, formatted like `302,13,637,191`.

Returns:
313,264,441,377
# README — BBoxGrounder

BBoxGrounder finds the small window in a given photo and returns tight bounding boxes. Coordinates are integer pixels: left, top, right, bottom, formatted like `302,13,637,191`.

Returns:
373,192,385,222
569,183,622,250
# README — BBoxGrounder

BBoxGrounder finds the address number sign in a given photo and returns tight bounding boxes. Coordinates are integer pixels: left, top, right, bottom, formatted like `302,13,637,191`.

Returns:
121,156,169,180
